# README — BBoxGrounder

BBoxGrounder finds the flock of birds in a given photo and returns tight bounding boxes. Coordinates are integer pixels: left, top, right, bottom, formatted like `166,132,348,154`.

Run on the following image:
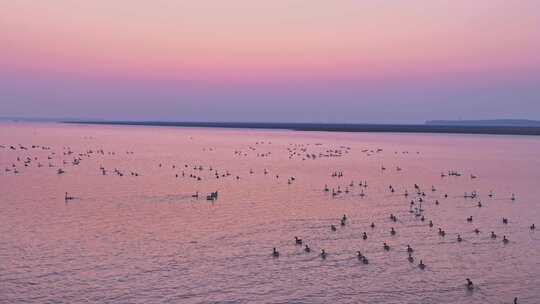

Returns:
269,170,533,304
3,141,355,203
1,137,535,304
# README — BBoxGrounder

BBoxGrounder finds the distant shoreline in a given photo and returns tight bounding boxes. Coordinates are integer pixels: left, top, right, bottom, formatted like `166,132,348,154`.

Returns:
62,121,540,136
426,119,540,127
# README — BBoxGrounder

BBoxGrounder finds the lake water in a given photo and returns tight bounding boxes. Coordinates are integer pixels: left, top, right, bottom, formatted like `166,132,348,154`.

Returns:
1,123,539,304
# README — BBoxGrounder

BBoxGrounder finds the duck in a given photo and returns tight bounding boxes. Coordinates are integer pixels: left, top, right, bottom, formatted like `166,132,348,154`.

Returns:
408,253,414,263
438,228,446,237
390,227,396,236
383,242,390,251
370,222,375,228
474,228,480,234
272,248,279,257
320,249,327,259
356,251,369,264
503,218,508,224
457,234,463,242
419,260,426,269
64,192,74,201
304,245,311,253
429,220,434,227
294,236,303,245
467,216,473,222
503,235,509,244
191,191,199,198
531,224,536,230
407,245,413,253
466,278,474,290
340,219,346,226
331,225,337,231
477,201,482,208
491,231,497,239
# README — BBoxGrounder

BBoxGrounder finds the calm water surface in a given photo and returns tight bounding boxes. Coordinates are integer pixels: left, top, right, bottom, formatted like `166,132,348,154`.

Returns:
1,123,540,304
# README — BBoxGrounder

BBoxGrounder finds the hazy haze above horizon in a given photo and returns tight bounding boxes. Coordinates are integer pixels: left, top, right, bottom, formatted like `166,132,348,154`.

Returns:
1,1,539,123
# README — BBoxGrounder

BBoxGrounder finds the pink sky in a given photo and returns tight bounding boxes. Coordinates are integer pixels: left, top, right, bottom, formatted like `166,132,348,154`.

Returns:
3,1,539,82
1,1,540,122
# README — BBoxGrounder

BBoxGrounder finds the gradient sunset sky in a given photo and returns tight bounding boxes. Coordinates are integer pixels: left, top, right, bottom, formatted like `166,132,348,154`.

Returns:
1,1,539,123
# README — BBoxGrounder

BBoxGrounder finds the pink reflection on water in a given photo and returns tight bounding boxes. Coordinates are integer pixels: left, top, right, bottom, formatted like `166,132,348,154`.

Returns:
1,123,540,303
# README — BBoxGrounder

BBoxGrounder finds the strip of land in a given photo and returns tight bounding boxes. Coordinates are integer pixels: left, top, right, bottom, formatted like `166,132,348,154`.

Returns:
62,120,540,136
426,119,540,127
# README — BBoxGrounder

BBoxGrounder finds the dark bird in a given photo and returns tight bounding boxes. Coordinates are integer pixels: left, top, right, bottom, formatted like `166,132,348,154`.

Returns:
466,278,474,290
